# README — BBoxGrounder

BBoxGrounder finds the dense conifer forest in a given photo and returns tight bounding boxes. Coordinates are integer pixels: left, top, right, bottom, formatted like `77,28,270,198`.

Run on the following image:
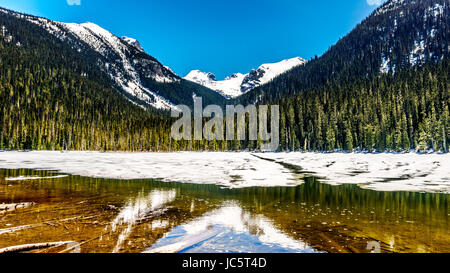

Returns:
272,62,449,152
236,0,449,152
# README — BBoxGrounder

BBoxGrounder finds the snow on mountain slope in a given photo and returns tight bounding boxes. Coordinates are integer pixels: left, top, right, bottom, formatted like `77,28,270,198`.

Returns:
241,58,307,93
122,36,144,52
61,21,178,109
0,8,178,110
374,0,447,73
184,57,306,98
184,71,247,98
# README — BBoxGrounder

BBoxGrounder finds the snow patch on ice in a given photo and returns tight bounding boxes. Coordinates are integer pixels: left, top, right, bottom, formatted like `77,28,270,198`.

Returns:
258,152,450,193
0,151,298,189
1,151,448,193
5,175,68,181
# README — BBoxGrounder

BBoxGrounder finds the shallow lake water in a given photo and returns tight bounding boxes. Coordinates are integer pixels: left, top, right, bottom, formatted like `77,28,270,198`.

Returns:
0,168,448,253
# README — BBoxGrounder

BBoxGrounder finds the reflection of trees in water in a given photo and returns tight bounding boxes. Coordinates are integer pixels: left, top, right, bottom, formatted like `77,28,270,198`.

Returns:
134,177,449,253
2,168,447,219
235,178,450,253
0,169,448,253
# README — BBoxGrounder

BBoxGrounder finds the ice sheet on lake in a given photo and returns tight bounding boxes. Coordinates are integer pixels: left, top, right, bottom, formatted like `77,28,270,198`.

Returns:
1,151,449,193
258,152,450,193
0,151,297,189
5,175,68,181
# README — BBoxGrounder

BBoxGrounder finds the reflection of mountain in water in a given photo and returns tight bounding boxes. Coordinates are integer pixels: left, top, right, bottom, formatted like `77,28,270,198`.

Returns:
109,189,177,253
146,202,317,253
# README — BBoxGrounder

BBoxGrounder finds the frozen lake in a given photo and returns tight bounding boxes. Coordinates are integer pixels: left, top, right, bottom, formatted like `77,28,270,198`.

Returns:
0,151,449,193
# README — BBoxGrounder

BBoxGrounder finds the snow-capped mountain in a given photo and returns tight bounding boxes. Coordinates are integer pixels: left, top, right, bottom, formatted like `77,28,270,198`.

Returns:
184,71,246,98
184,57,306,98
0,8,227,109
61,21,179,109
122,36,145,52
374,0,447,74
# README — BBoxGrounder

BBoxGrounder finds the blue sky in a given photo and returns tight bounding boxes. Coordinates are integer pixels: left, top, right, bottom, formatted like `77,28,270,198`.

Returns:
0,0,384,79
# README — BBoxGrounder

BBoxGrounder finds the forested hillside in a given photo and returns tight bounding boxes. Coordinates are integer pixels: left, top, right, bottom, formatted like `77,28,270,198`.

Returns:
0,7,226,109
238,0,448,104
274,62,448,152
0,9,176,151
236,0,449,152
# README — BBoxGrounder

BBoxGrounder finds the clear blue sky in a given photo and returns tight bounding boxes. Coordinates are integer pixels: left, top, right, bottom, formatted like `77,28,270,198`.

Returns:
0,0,383,79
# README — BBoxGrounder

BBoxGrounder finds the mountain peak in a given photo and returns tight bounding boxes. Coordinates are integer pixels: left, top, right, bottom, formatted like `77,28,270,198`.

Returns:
79,22,112,38
256,57,307,77
184,57,307,98
122,36,144,52
0,9,183,109
185,70,217,81
225,73,245,80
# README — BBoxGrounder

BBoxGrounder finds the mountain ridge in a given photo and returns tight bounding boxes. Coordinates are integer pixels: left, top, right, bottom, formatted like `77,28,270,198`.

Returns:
235,0,449,153
184,57,306,99
237,0,448,105
0,7,226,109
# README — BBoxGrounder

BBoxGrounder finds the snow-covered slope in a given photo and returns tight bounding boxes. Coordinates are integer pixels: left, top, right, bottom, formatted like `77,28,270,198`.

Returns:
374,0,447,73
62,22,180,109
184,71,247,98
0,8,181,109
122,36,144,52
184,57,307,98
